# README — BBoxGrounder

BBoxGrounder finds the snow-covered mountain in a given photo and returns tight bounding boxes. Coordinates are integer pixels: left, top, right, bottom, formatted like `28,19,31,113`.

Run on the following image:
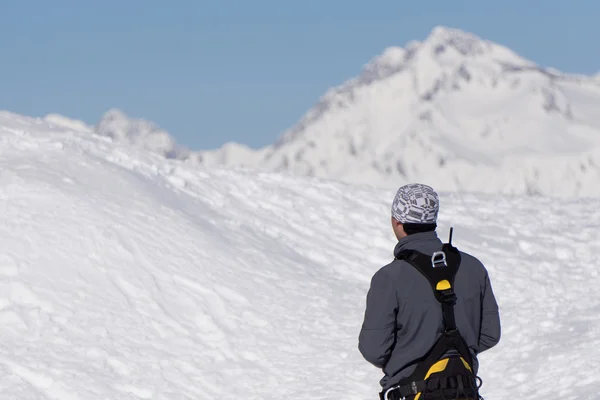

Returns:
1,110,600,399
30,25,600,198
196,26,600,197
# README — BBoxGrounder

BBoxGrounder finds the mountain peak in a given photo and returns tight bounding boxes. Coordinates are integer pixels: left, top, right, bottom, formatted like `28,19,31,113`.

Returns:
426,26,480,43
422,25,488,57
357,26,532,91
412,25,533,70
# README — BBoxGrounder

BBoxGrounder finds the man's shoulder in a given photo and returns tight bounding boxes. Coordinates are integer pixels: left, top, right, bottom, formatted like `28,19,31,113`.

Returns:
457,248,484,264
371,258,402,279
371,256,420,282
456,248,490,277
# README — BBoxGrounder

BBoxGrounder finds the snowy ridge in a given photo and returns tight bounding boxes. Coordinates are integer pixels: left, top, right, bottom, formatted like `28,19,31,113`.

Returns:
1,111,600,399
43,109,192,161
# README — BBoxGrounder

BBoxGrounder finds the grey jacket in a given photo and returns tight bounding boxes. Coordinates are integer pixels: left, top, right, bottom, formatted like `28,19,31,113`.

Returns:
358,231,501,390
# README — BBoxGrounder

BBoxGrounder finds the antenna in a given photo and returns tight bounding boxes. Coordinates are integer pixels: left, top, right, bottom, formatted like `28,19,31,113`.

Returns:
448,227,454,245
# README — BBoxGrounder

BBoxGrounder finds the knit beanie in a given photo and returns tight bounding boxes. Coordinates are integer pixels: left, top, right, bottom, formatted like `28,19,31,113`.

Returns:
391,183,439,224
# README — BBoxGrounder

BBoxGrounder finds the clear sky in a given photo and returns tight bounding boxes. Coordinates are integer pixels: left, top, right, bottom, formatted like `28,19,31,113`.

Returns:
1,0,598,151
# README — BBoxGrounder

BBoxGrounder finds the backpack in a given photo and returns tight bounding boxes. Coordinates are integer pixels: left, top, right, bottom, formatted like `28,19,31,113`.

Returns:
380,228,484,400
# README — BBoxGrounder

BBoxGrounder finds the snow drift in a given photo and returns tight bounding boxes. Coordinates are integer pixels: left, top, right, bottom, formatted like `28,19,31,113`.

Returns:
1,111,599,399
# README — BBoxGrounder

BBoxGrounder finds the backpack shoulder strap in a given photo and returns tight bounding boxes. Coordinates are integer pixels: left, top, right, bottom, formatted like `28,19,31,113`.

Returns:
395,238,474,368
395,243,461,332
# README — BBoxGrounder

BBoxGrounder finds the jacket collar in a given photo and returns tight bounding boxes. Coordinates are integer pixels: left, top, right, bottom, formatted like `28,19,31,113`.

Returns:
393,231,443,258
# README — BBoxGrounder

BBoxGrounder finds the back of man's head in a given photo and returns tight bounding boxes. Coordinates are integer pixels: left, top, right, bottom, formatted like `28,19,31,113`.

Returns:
390,183,439,237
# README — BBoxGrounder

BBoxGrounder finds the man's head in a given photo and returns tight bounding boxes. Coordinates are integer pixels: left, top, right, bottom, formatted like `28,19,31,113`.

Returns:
390,183,439,240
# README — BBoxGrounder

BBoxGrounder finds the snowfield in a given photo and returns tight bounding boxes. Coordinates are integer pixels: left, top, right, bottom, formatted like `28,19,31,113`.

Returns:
0,111,599,399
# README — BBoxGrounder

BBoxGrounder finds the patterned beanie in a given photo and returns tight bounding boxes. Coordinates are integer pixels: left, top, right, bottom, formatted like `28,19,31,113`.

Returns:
391,183,439,224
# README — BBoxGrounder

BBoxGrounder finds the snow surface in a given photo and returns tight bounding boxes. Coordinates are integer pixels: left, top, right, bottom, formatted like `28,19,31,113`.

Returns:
1,111,600,399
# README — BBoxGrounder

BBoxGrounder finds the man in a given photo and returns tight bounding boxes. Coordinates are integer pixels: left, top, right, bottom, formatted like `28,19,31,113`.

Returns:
358,183,501,399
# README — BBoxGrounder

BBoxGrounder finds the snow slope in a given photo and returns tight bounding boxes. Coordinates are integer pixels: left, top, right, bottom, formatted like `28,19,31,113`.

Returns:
1,111,600,399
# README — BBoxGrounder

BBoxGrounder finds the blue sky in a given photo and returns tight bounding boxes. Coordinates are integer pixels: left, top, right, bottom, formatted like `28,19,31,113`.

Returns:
1,0,598,150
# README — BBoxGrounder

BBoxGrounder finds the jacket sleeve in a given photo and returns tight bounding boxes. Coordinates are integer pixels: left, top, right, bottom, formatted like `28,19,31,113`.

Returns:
358,268,398,368
478,272,501,353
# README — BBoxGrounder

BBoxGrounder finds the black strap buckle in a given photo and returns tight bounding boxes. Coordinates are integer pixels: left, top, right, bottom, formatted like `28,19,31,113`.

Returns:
410,381,418,394
440,289,457,304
